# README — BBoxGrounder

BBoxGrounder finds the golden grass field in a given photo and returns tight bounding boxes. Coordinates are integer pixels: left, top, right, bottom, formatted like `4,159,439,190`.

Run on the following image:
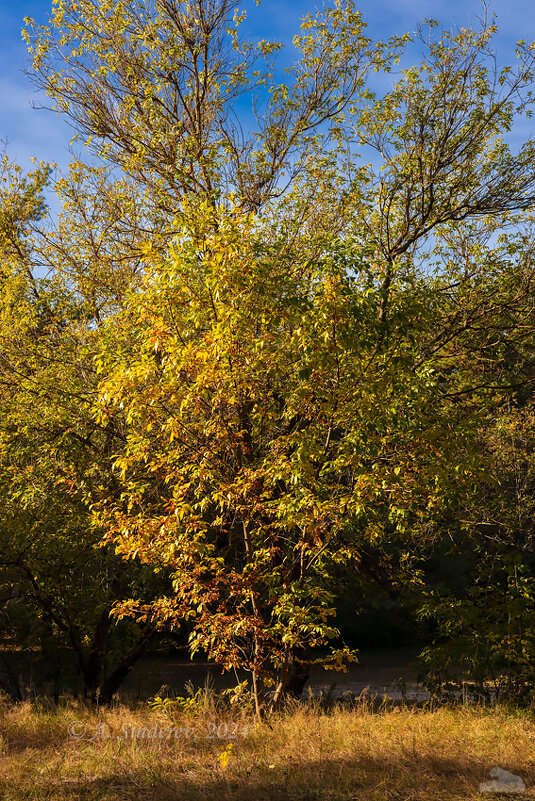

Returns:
0,696,534,800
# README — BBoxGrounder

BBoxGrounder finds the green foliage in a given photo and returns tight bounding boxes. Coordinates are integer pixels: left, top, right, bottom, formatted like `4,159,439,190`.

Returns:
418,403,535,704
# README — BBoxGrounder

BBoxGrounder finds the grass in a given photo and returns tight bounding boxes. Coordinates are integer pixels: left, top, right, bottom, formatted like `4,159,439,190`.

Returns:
0,695,534,800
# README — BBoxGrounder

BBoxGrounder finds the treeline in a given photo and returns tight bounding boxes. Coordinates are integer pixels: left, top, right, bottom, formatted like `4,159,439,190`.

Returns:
0,0,535,714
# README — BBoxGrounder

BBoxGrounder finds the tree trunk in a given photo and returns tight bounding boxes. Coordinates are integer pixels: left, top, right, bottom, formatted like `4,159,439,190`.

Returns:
251,631,265,720
242,520,266,719
97,625,154,705
271,646,310,710
82,607,112,697
0,653,22,702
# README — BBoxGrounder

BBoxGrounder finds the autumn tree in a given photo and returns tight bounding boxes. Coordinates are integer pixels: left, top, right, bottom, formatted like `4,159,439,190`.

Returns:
0,158,168,701
24,0,381,219
93,211,465,716
19,0,535,713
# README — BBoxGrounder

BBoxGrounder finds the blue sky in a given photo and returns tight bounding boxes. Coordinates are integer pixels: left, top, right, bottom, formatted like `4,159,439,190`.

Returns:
1,0,535,173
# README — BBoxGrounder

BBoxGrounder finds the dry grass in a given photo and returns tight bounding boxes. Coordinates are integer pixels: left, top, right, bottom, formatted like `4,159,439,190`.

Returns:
0,695,534,800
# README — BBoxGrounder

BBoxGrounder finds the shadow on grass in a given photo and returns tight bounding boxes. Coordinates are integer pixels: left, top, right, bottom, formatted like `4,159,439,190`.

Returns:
0,750,521,801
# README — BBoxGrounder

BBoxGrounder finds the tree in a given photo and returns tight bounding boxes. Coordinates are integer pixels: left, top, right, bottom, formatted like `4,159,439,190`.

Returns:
24,0,380,217
93,210,466,716
417,400,535,703
22,0,535,714
0,158,166,701
412,219,535,702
